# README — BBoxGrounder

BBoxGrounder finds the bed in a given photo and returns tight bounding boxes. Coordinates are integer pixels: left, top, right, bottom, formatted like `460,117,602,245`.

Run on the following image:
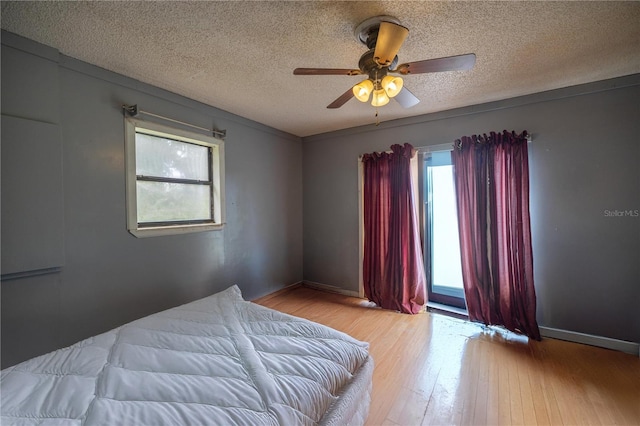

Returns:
0,285,373,425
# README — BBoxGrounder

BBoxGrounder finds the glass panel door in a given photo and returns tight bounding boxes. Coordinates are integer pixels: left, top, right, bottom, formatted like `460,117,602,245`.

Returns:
423,151,466,309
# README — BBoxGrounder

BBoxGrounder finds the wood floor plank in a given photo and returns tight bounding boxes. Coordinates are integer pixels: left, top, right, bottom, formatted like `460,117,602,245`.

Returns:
526,352,552,425
507,345,525,425
459,340,479,426
497,345,512,425
473,341,489,426
253,286,640,426
485,343,500,426
529,343,561,425
516,349,537,425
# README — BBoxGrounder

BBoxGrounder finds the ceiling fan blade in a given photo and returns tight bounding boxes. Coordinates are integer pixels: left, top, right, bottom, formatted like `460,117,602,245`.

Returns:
327,87,355,109
395,53,476,75
374,21,409,67
294,68,361,76
393,87,420,108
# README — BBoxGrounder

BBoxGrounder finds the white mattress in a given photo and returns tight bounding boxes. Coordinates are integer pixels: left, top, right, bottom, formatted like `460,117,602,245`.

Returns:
1,285,373,425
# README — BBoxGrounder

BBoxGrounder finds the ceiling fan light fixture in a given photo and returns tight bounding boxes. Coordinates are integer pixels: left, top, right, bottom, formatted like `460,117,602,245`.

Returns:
293,16,476,111
371,88,390,107
381,75,403,98
353,79,374,102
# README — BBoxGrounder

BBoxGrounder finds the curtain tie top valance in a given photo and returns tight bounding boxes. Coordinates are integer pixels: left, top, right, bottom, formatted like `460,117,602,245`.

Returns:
454,130,529,150
361,142,416,162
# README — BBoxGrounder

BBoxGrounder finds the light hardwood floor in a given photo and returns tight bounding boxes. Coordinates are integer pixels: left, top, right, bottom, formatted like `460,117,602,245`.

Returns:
254,285,640,426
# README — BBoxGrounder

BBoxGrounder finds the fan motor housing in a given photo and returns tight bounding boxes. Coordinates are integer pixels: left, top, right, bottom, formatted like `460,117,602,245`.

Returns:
358,49,398,78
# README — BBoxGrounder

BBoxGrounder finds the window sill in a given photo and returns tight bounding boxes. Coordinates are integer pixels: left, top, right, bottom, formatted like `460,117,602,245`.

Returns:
128,223,224,238
426,302,469,320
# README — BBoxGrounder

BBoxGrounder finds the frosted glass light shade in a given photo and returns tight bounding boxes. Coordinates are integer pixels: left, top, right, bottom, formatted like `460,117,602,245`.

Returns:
375,22,409,66
381,75,404,98
371,89,390,107
353,79,374,102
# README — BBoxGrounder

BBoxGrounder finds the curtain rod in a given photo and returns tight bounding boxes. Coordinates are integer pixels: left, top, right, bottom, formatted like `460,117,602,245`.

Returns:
122,104,226,140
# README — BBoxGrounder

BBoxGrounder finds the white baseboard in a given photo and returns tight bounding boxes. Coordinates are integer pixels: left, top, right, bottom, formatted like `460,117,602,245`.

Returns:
302,281,362,298
539,326,639,356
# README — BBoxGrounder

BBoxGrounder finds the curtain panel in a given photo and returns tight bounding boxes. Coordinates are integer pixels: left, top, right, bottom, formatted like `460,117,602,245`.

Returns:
452,131,540,340
362,143,426,314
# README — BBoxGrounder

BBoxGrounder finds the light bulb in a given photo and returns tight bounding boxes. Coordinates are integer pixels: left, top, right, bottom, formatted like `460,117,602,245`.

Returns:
371,89,390,107
381,75,404,98
352,79,374,103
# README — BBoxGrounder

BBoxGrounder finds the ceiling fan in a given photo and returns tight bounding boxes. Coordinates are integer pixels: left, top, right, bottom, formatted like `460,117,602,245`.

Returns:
293,16,476,109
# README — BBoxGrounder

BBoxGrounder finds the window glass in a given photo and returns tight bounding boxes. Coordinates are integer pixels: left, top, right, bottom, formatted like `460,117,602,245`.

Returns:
423,150,466,308
135,133,210,181
136,181,211,223
430,164,464,290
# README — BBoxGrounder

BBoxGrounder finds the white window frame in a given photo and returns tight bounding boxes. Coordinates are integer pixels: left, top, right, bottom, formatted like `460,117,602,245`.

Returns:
124,117,225,238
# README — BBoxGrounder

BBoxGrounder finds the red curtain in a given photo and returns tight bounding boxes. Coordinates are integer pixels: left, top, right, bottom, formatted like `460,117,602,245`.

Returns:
452,131,540,340
362,143,426,314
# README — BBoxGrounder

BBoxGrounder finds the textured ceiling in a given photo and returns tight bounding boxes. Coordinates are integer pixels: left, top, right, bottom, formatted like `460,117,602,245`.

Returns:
2,1,639,137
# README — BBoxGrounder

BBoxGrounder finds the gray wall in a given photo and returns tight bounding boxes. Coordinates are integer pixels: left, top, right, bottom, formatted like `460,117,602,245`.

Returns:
302,75,640,344
1,32,303,367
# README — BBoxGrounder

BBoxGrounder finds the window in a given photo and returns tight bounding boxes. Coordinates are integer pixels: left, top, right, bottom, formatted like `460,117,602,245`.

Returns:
125,117,224,237
422,149,466,309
